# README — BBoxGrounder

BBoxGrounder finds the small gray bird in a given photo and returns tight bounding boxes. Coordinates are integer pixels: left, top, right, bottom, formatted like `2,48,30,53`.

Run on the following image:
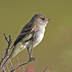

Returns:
2,13,53,68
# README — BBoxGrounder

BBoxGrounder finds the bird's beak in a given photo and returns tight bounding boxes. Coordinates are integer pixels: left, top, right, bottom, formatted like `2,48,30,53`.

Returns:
48,19,53,21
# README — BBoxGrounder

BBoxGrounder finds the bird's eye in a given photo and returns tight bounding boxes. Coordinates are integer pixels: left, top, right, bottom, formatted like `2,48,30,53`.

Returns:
41,18,45,20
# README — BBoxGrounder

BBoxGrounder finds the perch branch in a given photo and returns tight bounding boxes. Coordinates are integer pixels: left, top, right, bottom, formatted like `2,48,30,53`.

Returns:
17,57,24,72
10,58,33,72
0,33,12,71
43,67,48,72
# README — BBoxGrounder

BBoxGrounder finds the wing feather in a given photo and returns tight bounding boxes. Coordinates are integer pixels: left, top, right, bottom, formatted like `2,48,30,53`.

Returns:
13,22,36,46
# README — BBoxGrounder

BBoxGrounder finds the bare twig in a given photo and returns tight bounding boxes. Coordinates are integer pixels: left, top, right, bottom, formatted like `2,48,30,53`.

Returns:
43,67,48,72
21,65,24,72
16,57,21,72
0,33,12,71
17,57,24,72
6,66,9,72
17,57,20,66
3,33,12,57
10,59,33,72
10,60,13,69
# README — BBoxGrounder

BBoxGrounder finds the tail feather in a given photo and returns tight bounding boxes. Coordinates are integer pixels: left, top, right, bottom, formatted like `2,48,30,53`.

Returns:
2,47,14,68
2,57,11,68
2,43,25,68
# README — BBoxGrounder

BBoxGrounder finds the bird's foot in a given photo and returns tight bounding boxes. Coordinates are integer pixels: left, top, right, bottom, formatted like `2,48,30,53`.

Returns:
29,57,36,61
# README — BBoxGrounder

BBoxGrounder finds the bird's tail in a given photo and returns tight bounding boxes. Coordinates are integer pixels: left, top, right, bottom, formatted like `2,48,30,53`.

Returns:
2,56,11,68
2,43,25,68
2,44,23,68
2,46,15,68
2,46,14,68
2,48,15,68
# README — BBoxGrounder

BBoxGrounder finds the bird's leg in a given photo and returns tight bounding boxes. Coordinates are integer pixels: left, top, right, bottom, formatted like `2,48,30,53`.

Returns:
27,39,35,61
27,30,38,61
27,48,31,60
29,30,39,61
31,41,33,58
27,45,35,61
30,40,35,61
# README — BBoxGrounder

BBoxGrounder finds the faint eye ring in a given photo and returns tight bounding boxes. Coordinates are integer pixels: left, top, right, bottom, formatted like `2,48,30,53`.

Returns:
41,18,45,20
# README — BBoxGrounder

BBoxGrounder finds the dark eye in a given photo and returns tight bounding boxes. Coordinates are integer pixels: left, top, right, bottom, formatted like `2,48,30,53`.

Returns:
41,18,45,20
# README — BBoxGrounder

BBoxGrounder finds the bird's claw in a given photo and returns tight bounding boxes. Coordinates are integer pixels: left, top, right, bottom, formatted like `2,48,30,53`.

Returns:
29,57,36,61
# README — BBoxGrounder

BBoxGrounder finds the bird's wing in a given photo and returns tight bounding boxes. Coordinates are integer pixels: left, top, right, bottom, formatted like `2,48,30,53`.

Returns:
13,22,36,46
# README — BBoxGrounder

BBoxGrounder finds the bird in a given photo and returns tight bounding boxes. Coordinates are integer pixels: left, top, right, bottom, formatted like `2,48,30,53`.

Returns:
2,13,53,68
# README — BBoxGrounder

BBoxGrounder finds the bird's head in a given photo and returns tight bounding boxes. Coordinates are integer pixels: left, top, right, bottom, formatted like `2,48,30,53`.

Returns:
30,13,53,27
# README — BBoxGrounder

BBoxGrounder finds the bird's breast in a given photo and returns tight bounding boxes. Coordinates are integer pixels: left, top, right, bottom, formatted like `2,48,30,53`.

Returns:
18,27,45,49
33,27,45,47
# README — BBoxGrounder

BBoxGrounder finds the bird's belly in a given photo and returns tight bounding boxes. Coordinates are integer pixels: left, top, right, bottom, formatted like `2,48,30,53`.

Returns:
33,32,44,47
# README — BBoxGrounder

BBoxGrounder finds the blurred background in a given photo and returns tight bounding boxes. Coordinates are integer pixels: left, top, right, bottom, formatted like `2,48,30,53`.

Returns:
0,0,72,72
